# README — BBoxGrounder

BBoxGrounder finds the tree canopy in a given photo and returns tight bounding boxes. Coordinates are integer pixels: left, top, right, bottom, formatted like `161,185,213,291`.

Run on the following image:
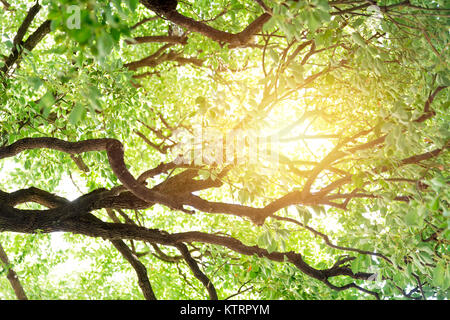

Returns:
0,0,449,300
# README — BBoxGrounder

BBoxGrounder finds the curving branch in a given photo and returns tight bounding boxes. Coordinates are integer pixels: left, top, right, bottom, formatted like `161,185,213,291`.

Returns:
0,186,70,208
126,35,188,45
175,243,218,300
317,144,448,198
0,202,380,299
414,86,448,122
0,137,186,213
253,0,272,15
1,133,447,227
130,16,160,30
139,0,271,46
271,215,393,265
300,85,447,197
110,238,157,300
12,2,41,46
1,18,51,75
125,47,203,71
0,0,11,10
0,188,156,300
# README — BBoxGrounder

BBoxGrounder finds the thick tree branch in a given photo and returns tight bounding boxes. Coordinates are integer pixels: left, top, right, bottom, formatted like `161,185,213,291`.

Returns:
125,49,203,71
13,2,41,46
140,0,271,46
0,205,380,299
175,243,218,300
0,0,11,10
126,35,188,45
414,86,447,122
0,137,187,213
0,188,156,300
110,238,157,300
1,19,51,74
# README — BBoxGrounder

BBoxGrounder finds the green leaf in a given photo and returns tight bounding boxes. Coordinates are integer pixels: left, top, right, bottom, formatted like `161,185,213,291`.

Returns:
97,33,114,58
351,173,365,188
196,96,209,114
316,8,330,22
430,177,446,189
443,208,450,218
404,210,418,226
306,11,321,32
316,0,330,12
238,189,250,204
351,32,366,47
288,62,304,81
68,103,86,125
4,40,13,49
257,230,270,247
352,18,365,28
432,262,445,287
309,205,325,217
296,206,312,224
72,28,92,44
430,197,440,211
38,91,55,117
125,0,139,11
436,72,450,87
28,77,43,90
350,256,362,273
267,239,278,254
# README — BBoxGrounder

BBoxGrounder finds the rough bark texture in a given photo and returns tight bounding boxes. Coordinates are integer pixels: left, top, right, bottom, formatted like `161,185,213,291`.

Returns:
0,243,28,300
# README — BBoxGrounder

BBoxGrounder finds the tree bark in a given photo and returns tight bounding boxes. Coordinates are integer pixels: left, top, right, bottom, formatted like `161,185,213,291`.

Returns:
0,242,28,300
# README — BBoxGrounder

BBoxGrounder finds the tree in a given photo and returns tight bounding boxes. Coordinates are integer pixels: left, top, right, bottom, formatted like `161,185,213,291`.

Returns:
0,0,448,300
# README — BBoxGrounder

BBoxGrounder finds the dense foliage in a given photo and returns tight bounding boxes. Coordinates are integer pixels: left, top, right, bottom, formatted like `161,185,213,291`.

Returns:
0,0,449,300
